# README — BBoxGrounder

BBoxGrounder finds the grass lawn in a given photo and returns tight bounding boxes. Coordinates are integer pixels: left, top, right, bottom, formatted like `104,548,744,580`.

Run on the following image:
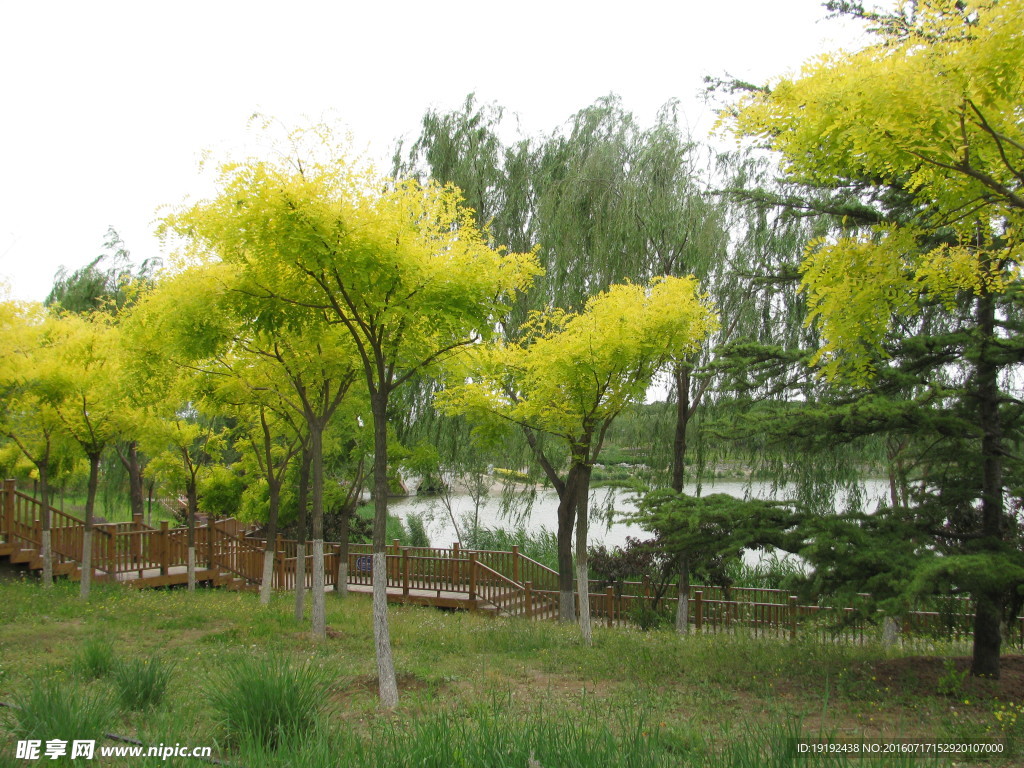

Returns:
0,579,1021,766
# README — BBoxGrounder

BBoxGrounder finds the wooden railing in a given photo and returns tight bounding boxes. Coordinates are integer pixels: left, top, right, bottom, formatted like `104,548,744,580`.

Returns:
4,480,1023,641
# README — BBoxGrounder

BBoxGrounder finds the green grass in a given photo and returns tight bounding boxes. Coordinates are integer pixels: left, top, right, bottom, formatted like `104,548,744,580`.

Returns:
0,579,1011,766
111,656,174,710
3,676,114,748
71,636,116,679
207,653,326,749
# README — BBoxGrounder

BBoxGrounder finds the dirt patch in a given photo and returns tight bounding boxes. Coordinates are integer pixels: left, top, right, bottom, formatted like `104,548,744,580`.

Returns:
870,655,1024,702
331,671,437,698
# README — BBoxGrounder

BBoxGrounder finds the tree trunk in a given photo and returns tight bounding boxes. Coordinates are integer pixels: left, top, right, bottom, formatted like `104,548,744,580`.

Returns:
575,463,593,645
337,508,351,597
260,476,281,605
675,556,690,634
39,459,53,588
80,451,101,601
371,392,399,708
671,363,691,493
186,479,197,591
556,475,578,622
971,291,1005,678
118,441,146,522
310,426,326,639
295,444,310,621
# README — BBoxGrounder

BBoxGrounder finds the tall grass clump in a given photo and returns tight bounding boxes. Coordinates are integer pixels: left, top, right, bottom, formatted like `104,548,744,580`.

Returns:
111,656,174,710
208,654,326,750
5,677,114,746
71,636,116,679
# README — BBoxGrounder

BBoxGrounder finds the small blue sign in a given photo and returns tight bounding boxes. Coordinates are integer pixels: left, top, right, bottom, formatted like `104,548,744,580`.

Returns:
355,555,373,573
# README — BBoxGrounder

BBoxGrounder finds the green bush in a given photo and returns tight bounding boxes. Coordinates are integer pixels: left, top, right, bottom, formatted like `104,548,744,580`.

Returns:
207,654,326,749
628,601,672,632
111,656,174,710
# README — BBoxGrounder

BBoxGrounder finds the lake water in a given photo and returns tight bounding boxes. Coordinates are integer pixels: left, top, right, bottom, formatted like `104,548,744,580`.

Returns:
388,478,892,553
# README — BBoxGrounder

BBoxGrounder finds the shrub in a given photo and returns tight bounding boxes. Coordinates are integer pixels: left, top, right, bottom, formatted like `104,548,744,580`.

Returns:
207,654,326,750
628,601,672,632
111,656,174,710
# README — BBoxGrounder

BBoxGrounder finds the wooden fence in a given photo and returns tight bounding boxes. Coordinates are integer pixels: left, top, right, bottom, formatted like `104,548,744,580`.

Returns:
3,479,1021,641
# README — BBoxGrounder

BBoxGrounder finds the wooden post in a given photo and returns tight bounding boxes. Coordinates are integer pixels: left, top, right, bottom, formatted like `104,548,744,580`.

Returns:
512,545,520,583
789,595,798,641
452,542,461,588
469,553,477,605
606,586,615,628
158,522,169,576
695,590,703,632
402,547,410,597
392,539,400,581
3,479,15,540
207,519,215,569
525,581,533,619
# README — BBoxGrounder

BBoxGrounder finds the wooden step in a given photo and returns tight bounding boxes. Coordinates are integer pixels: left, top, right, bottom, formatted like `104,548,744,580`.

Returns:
9,548,36,564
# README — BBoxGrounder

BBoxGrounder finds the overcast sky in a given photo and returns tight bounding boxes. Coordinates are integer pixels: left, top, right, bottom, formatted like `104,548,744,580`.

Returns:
0,0,866,302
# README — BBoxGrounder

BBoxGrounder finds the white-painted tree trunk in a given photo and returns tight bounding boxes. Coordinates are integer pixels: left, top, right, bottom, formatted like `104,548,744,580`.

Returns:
79,529,92,601
337,559,348,597
675,578,690,634
187,546,196,591
259,548,274,605
373,552,399,708
882,616,901,646
576,559,592,646
294,542,306,621
575,498,592,646
311,540,326,639
41,530,53,587
559,590,576,622
675,559,690,635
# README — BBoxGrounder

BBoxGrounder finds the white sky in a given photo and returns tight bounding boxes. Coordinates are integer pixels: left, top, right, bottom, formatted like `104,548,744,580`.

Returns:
0,0,866,302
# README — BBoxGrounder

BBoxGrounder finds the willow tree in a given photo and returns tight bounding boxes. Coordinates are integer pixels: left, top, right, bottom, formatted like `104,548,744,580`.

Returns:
397,95,748,490
440,277,717,637
728,0,1024,677
164,127,539,708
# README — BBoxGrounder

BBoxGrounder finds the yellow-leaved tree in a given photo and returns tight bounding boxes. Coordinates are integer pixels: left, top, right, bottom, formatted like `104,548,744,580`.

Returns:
438,276,717,641
161,124,540,708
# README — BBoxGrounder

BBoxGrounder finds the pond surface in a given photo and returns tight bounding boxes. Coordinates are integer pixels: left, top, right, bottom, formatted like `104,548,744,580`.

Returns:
388,478,892,553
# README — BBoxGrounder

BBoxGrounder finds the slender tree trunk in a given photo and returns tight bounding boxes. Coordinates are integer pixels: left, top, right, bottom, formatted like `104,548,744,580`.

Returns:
556,469,579,622
671,363,691,493
80,451,101,600
39,459,53,588
371,391,399,708
575,463,593,645
186,479,197,591
337,508,350,597
971,291,1005,678
260,478,281,605
310,426,326,639
295,445,310,622
675,556,690,634
118,441,146,522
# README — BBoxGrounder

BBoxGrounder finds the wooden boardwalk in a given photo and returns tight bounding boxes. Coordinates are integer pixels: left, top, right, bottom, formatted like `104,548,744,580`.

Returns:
7,479,1018,641
0,480,563,620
